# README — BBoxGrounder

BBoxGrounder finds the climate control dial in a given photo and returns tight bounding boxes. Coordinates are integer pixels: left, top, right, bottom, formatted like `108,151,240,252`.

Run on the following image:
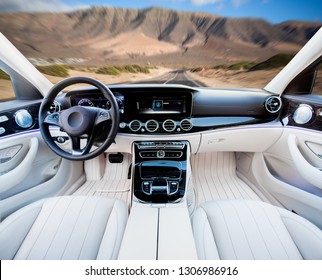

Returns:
157,150,165,158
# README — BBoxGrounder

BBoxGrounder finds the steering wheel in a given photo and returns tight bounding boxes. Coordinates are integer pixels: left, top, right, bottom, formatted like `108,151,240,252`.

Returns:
39,76,120,161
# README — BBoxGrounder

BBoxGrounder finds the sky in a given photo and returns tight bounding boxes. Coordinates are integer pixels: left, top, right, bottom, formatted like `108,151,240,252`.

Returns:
0,0,321,24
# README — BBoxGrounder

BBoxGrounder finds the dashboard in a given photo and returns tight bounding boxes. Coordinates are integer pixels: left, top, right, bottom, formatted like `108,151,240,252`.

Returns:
61,84,282,134
0,84,283,138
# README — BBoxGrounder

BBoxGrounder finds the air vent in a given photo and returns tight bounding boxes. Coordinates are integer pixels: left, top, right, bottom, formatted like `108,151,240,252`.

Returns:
129,120,142,132
265,96,282,113
162,119,176,132
180,119,193,131
49,101,62,113
145,120,159,132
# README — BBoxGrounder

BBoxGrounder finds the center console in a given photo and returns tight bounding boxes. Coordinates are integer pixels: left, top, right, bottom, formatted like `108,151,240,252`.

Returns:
119,140,197,260
133,141,189,203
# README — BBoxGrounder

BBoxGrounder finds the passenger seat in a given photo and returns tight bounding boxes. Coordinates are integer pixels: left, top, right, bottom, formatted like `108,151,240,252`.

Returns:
192,200,322,259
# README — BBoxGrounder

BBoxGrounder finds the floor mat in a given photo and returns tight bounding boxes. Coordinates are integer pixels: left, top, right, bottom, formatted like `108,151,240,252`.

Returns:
73,153,132,206
191,152,261,206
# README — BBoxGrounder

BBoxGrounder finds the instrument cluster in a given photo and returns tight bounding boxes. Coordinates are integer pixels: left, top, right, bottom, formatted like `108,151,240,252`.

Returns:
70,93,124,113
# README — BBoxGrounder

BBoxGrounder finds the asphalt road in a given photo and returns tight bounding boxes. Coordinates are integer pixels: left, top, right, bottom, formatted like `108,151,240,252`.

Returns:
134,70,207,87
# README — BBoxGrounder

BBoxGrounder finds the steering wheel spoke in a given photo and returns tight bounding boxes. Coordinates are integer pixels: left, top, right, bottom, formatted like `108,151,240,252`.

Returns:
70,132,96,156
70,136,81,152
70,136,89,156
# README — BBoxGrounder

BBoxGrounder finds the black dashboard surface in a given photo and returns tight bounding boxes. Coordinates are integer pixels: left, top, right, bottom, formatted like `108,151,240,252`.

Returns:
64,84,281,134
0,84,282,138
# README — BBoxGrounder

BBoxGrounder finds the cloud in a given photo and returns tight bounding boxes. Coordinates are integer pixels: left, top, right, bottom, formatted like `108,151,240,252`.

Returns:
231,0,248,8
191,0,224,6
0,0,86,13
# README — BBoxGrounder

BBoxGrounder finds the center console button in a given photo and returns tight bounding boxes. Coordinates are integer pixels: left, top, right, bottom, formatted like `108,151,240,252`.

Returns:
157,150,165,158
169,181,179,194
142,181,152,194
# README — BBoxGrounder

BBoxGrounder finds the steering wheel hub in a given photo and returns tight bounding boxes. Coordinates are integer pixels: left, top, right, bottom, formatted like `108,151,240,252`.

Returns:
61,106,94,136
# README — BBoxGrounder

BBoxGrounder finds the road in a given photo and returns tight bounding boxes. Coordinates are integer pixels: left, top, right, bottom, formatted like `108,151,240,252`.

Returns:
133,70,207,87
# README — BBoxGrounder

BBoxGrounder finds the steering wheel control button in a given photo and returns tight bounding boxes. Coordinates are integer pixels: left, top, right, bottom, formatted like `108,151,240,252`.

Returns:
0,127,6,135
45,113,60,124
97,110,110,123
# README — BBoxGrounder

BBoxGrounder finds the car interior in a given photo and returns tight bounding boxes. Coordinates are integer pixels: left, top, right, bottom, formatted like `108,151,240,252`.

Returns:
0,26,322,260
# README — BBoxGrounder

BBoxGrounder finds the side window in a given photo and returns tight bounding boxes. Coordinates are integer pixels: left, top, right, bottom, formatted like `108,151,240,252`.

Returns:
312,64,322,95
0,68,16,102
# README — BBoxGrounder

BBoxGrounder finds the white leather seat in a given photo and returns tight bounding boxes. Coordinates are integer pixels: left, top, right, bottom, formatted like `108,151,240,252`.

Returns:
192,200,322,260
0,196,128,260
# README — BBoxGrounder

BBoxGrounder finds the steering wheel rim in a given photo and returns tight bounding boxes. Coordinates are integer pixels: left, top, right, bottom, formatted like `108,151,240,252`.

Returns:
39,76,120,161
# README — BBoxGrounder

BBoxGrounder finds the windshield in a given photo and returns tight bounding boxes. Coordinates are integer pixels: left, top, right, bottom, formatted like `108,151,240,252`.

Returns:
0,1,321,101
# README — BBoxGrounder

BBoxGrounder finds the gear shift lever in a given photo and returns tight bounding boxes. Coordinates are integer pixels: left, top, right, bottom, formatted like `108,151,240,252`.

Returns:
151,177,168,202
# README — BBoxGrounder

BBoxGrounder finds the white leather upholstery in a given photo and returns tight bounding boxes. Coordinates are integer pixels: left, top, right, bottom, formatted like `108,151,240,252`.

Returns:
0,196,128,260
192,200,322,260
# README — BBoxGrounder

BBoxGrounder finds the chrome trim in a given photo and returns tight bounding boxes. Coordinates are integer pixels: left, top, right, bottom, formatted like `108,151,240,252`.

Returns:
145,119,159,132
129,120,142,132
265,96,282,114
180,119,193,131
162,119,176,132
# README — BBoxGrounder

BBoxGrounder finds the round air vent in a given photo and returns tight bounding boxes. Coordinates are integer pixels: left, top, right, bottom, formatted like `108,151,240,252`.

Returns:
49,101,62,113
129,120,142,132
15,109,33,128
180,119,193,131
265,96,282,113
145,120,159,132
162,119,176,132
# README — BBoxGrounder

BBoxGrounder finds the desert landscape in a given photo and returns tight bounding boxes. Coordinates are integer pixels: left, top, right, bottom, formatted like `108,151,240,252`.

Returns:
0,6,321,101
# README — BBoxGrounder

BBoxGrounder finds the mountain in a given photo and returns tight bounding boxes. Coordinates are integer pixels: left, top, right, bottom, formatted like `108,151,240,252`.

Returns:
0,7,321,66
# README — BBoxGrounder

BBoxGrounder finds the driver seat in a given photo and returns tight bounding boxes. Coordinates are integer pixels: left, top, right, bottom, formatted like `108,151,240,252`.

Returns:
0,196,128,259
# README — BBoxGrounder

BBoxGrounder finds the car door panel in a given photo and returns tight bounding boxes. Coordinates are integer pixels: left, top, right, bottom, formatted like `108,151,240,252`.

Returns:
306,141,322,159
237,93,322,229
288,134,322,190
0,100,84,221
237,148,322,229
0,137,39,194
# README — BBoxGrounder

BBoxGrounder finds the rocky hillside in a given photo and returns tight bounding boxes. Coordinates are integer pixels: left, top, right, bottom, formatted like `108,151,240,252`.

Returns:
0,7,320,65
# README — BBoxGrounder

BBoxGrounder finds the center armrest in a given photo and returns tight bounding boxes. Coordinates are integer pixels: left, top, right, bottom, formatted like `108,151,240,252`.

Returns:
118,203,197,260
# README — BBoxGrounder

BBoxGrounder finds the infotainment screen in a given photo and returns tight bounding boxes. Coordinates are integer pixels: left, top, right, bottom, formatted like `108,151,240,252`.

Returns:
136,94,188,115
122,90,192,118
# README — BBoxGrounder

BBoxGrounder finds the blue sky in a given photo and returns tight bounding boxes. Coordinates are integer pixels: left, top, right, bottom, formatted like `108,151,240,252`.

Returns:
0,0,321,23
